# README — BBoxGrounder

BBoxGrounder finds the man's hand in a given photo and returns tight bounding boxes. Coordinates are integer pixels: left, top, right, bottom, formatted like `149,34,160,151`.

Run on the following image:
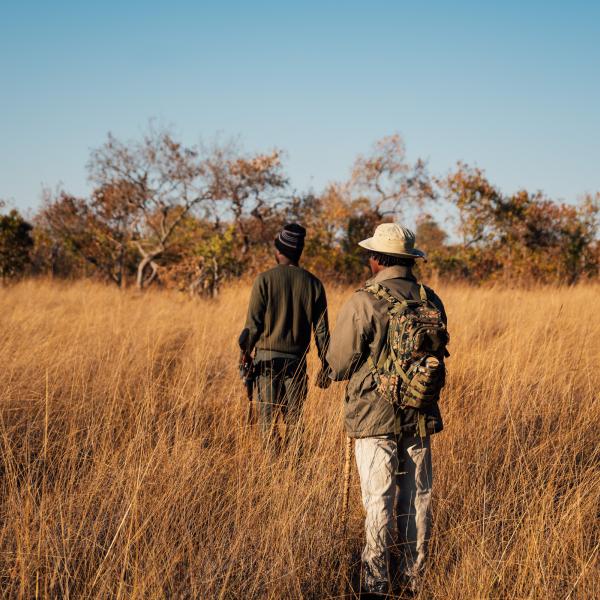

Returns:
315,364,332,389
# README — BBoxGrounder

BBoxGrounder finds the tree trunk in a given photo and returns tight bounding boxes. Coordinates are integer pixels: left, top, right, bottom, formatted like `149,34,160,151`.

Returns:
118,247,126,289
136,253,161,290
146,261,159,287
136,255,153,290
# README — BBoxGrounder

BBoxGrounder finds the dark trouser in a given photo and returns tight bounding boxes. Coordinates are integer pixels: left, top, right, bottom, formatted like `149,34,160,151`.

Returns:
256,358,307,452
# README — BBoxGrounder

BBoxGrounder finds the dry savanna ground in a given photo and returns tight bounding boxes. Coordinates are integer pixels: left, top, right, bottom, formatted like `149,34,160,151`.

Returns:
0,279,598,599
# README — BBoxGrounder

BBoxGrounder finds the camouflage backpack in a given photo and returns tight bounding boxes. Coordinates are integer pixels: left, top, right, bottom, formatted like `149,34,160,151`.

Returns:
362,282,449,413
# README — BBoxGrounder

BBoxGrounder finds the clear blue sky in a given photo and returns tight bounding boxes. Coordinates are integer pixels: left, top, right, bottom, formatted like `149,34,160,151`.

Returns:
1,0,599,214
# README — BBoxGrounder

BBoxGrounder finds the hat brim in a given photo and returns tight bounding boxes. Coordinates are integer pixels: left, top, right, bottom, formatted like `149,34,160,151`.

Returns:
358,238,426,259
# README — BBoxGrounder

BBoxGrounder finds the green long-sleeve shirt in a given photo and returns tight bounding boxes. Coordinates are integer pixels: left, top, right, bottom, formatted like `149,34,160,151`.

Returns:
242,264,329,363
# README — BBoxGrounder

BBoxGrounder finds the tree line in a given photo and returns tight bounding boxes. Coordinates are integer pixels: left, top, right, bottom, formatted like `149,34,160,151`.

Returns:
2,127,599,293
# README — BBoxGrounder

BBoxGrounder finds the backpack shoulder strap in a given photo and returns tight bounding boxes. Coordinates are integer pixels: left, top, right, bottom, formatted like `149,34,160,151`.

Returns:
361,282,427,315
361,282,405,306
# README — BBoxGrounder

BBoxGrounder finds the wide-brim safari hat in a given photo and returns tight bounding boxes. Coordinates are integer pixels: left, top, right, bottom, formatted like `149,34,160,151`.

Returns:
358,223,426,259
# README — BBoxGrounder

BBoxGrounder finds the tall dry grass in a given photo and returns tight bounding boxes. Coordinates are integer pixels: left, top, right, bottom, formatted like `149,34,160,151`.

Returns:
0,279,598,599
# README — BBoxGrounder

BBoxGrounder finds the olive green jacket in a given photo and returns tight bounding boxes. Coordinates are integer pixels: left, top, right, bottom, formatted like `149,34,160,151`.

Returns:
326,266,447,438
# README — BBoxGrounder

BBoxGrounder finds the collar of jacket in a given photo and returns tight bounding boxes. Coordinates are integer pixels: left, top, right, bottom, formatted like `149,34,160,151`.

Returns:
366,265,417,286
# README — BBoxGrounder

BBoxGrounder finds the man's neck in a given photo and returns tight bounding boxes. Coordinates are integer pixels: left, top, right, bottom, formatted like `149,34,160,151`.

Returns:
370,264,415,281
278,258,299,267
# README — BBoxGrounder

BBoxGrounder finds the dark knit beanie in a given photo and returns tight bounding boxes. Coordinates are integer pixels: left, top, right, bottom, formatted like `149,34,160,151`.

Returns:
274,223,306,261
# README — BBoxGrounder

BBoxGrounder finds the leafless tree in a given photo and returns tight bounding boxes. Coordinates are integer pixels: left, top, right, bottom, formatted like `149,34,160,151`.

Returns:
88,127,210,289
203,146,288,253
351,134,436,218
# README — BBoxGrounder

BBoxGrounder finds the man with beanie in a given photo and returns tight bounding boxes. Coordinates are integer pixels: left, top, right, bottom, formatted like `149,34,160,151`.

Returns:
327,223,448,597
239,223,330,452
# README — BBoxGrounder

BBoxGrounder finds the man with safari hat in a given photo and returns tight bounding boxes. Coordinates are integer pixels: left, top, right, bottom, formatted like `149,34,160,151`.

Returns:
327,223,449,596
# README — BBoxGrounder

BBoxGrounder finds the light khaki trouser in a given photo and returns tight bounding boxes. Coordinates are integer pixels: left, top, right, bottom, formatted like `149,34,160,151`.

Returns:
355,434,432,592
